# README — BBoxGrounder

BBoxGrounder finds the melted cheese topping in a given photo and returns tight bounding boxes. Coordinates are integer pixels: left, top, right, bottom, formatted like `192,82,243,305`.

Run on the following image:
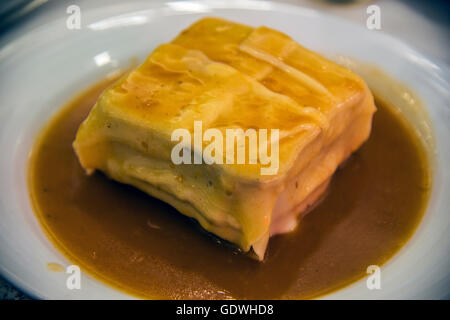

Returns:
238,43,332,97
74,17,376,259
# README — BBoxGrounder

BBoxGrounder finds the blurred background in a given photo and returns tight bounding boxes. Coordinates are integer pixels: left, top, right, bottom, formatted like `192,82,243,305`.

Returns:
1,0,449,63
0,0,448,299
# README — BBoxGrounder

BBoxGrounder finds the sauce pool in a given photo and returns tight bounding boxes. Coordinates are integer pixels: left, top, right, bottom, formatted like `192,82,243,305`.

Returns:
28,75,431,299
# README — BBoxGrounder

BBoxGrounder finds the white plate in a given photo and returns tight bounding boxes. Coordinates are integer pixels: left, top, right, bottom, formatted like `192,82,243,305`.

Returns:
0,0,449,299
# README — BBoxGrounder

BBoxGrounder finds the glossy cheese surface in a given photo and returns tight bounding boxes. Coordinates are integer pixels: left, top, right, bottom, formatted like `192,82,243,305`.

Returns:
73,18,376,259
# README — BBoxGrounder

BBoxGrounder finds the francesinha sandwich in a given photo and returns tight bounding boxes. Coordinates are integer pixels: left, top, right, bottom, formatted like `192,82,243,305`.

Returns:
73,17,376,260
